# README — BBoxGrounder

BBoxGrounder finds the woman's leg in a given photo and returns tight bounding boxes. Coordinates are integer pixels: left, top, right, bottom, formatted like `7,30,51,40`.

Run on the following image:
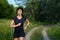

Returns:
19,37,25,40
14,38,19,40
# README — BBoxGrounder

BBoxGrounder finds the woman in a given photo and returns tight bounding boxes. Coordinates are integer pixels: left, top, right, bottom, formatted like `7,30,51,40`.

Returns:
10,7,30,40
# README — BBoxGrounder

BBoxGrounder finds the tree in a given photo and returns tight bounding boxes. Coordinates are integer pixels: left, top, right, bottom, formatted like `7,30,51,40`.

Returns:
0,0,15,19
25,0,60,24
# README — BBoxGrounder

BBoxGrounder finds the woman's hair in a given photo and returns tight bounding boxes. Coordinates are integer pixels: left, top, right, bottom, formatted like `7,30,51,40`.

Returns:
16,7,23,12
16,7,24,16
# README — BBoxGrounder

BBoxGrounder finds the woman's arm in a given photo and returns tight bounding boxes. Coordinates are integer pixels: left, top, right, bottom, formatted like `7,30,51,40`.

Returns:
24,19,30,30
10,20,21,28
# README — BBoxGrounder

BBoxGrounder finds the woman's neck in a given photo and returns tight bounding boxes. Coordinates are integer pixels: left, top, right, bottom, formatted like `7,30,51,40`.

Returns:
16,15,22,20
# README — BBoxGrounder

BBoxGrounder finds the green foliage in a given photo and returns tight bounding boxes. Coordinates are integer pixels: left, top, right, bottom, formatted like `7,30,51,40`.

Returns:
24,1,42,21
40,0,60,24
0,19,14,40
0,0,60,24
25,0,60,24
0,0,15,19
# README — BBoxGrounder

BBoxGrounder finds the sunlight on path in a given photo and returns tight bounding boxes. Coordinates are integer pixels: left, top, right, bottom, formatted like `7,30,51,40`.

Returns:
42,27,51,40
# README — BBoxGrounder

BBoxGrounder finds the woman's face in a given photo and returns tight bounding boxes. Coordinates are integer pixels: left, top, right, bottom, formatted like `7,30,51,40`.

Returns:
17,9,22,16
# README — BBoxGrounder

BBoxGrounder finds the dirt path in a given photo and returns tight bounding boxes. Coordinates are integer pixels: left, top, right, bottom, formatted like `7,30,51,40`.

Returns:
25,26,51,40
25,27,40,40
42,27,51,40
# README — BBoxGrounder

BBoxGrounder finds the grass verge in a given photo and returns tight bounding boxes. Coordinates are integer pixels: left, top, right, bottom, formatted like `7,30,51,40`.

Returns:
47,24,60,40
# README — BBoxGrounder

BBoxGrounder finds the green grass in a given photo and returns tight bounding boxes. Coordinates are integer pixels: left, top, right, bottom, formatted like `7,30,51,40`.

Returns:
30,27,43,40
0,19,43,40
0,19,13,40
47,24,60,40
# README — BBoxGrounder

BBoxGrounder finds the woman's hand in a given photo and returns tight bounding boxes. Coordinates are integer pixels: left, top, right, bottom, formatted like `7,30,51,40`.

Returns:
24,19,30,30
24,26,27,31
17,23,21,26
